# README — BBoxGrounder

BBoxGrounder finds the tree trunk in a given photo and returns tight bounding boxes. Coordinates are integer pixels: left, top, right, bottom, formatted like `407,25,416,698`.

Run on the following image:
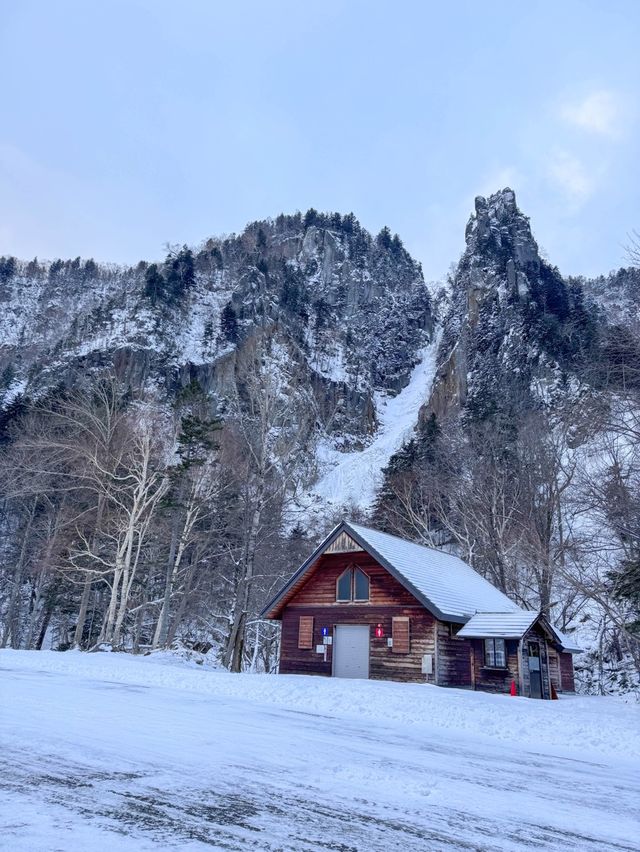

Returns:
224,499,262,672
1,498,37,648
153,518,180,649
35,578,62,650
101,562,122,644
165,560,197,647
73,576,93,649
74,495,105,648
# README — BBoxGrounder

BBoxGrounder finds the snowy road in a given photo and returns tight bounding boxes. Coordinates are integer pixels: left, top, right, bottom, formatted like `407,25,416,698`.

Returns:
1,654,639,851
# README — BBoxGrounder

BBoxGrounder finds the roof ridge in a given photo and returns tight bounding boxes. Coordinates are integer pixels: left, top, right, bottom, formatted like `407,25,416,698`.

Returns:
473,608,536,614
346,520,465,561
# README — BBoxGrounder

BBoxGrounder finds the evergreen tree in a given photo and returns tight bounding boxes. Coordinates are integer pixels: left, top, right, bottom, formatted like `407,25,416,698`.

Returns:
0,393,28,444
164,246,195,301
303,208,318,229
49,259,64,279
376,226,392,250
175,413,222,470
612,558,640,637
0,256,16,284
341,212,356,234
144,263,165,304
0,363,16,391
25,257,41,277
220,301,239,343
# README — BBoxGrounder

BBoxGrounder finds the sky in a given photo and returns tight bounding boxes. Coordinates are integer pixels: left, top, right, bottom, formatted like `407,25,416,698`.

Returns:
1,0,638,281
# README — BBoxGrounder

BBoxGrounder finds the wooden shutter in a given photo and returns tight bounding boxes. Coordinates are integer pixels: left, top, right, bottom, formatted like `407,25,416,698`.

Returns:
298,616,314,650
392,617,410,654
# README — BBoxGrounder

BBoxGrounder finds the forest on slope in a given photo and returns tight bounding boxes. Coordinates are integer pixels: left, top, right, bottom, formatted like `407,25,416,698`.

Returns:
0,190,638,691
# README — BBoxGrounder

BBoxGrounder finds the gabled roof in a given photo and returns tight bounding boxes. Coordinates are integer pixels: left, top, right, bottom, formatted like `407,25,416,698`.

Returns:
261,520,520,622
457,611,539,639
453,610,582,653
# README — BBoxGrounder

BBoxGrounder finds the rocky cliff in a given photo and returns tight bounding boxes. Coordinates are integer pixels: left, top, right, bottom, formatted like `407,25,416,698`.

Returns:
0,212,432,448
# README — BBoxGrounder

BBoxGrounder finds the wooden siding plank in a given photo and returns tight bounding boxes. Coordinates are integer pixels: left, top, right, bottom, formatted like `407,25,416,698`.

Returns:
268,549,423,618
560,652,576,692
470,637,520,695
435,622,472,688
288,552,423,608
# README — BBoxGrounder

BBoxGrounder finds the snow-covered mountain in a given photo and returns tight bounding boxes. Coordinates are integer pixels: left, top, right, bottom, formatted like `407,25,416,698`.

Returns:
0,211,434,473
1,191,638,689
3,190,634,517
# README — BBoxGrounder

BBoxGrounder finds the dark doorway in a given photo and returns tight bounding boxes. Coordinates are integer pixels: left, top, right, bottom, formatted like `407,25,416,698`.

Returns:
527,642,543,699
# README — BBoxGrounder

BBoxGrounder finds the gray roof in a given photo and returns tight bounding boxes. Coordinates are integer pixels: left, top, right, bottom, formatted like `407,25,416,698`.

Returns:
457,611,539,639
347,522,519,621
457,612,582,652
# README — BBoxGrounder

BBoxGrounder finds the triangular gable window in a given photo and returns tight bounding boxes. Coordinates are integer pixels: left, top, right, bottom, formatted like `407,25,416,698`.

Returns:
336,566,370,602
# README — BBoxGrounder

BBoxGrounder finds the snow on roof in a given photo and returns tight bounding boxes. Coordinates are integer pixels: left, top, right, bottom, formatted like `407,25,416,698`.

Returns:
346,522,520,621
549,625,582,654
455,610,582,652
457,611,539,639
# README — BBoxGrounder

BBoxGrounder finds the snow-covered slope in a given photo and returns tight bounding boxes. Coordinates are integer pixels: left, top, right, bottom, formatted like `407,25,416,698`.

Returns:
308,327,442,512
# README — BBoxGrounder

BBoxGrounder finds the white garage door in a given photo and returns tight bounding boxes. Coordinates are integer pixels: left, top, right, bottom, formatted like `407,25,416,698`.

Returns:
333,625,370,679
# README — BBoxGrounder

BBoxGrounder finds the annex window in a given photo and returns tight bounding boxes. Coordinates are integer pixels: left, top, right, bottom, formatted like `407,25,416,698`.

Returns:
336,567,370,602
484,637,506,667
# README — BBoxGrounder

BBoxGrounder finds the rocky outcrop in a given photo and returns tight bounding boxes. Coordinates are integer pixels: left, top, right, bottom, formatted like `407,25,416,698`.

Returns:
427,187,578,420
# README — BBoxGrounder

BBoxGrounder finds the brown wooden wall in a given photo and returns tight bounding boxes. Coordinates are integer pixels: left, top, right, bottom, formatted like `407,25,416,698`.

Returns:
560,652,576,692
289,551,423,608
436,623,472,688
548,648,561,692
280,604,436,682
279,551,436,683
469,638,520,695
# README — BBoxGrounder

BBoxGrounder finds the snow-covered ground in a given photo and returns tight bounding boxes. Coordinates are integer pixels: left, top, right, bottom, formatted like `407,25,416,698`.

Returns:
310,328,443,513
1,651,639,851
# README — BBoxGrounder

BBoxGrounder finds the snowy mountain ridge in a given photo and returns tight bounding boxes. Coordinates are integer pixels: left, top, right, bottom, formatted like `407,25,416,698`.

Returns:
1,209,436,510
1,191,638,693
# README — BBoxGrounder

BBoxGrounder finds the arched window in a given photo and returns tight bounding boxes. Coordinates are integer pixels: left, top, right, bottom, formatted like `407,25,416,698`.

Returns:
337,569,352,601
353,568,369,601
336,566,370,602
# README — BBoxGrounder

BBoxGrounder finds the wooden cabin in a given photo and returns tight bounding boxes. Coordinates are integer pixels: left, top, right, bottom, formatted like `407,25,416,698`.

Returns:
261,521,580,698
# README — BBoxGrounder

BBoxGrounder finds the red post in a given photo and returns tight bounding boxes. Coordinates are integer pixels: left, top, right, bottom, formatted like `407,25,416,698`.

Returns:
510,680,517,696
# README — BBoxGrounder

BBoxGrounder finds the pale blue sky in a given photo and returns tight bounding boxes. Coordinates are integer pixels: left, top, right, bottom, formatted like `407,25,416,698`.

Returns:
1,0,638,280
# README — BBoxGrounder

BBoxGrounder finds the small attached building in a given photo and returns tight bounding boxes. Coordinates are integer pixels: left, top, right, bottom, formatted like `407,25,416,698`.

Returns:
261,521,580,698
